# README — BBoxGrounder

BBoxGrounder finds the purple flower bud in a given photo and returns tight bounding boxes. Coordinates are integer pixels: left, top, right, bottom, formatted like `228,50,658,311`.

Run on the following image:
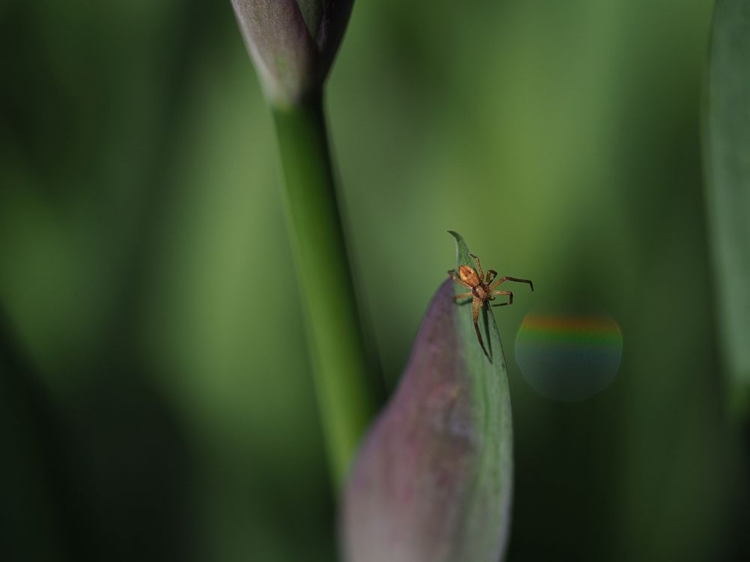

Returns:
231,0,354,105
341,279,514,562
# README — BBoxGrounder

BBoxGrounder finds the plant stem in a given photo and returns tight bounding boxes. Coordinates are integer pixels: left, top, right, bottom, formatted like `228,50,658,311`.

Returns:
271,93,383,488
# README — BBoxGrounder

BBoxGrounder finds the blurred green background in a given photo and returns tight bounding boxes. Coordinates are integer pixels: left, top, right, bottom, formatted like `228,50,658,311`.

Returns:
2,0,748,560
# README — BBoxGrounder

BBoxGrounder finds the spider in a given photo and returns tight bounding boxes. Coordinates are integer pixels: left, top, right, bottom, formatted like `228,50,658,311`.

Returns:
448,253,534,350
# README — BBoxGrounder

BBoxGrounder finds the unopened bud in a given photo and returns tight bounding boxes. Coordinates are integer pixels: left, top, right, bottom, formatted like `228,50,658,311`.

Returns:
231,0,353,106
341,280,513,562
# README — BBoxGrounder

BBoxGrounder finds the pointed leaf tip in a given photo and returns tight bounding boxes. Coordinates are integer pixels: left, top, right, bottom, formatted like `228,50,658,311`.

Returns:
448,230,474,271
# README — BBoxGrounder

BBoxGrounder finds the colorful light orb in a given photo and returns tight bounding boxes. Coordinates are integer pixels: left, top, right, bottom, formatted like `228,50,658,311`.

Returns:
515,310,623,401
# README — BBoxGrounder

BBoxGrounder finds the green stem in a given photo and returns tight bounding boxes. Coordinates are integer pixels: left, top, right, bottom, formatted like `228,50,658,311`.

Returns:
272,94,383,487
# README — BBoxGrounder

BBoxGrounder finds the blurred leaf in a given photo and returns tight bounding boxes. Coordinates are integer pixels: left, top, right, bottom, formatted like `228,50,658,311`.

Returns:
705,0,750,415
0,309,72,561
341,232,513,562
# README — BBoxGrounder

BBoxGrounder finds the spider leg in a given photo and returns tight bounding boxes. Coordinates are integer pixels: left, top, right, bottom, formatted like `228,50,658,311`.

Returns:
472,297,484,348
453,290,473,303
485,269,497,283
489,276,534,292
469,253,484,279
448,270,473,290
491,290,513,307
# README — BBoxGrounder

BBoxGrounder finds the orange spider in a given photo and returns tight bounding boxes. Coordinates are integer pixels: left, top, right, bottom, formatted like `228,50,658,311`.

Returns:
448,253,534,350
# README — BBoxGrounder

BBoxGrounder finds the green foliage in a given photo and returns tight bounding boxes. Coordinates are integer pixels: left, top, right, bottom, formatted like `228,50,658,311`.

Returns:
705,0,750,416
2,1,748,561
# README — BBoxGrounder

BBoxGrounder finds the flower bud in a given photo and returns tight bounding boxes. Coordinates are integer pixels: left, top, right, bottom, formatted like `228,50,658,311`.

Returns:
231,0,354,106
341,279,513,562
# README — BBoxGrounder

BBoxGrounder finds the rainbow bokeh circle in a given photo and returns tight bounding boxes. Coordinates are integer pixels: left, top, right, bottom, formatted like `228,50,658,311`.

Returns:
515,310,623,401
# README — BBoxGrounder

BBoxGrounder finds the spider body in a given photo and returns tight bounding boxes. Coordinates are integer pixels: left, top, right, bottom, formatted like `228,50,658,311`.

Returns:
448,254,533,350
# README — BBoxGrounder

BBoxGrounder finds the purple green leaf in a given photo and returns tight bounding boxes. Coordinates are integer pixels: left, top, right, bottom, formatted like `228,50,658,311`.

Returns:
341,232,514,562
